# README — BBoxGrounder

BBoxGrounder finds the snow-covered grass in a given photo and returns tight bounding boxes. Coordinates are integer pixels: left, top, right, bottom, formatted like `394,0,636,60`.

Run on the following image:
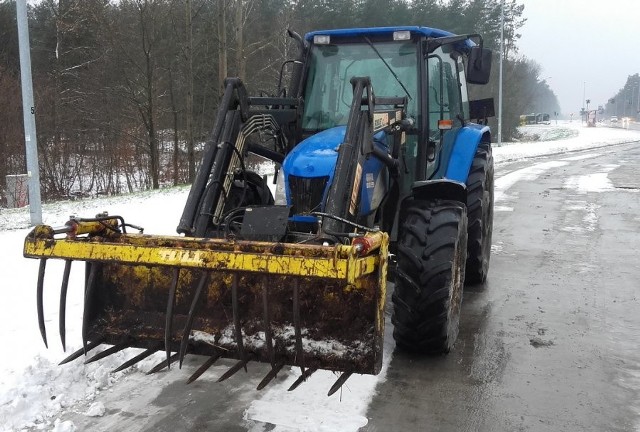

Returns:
493,122,640,164
514,123,580,142
0,122,639,432
0,186,191,432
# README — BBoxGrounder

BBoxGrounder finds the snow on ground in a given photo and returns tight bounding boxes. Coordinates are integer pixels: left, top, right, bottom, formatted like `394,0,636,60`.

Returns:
0,122,639,432
493,122,640,164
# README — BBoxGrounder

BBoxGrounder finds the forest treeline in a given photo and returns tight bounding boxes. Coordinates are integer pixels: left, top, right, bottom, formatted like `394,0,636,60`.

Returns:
0,0,559,201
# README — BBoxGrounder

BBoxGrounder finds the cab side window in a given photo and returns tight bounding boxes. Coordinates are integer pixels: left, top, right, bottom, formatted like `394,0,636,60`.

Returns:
427,47,464,136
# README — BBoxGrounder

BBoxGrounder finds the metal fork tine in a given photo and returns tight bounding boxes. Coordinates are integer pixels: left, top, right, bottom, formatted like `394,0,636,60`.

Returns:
287,367,317,391
262,278,274,368
231,273,247,370
178,272,210,367
84,339,130,364
217,355,254,382
147,352,179,375
112,343,162,373
82,263,99,355
59,259,72,351
327,371,353,396
58,337,105,365
164,268,180,370
36,259,48,348
292,279,305,373
186,352,222,384
256,361,285,390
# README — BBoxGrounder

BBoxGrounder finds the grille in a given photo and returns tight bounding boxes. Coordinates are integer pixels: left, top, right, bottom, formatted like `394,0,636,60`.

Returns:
288,175,329,214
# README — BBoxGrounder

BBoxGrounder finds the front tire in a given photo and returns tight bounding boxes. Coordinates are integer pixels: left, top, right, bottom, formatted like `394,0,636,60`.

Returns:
465,142,494,285
391,199,468,354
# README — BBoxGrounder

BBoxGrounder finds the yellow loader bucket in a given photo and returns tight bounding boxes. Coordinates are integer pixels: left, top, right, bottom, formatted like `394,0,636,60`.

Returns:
24,216,387,391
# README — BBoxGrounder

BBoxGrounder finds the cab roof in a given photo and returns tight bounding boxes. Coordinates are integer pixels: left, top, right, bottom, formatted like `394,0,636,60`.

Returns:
304,26,454,41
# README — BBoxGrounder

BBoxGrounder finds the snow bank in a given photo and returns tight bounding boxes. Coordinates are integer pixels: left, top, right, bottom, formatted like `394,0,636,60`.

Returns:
494,122,640,164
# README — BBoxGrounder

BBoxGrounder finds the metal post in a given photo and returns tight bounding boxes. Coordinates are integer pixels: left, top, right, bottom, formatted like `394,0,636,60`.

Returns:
16,0,42,225
497,0,504,146
582,81,586,124
636,83,640,120
624,89,628,117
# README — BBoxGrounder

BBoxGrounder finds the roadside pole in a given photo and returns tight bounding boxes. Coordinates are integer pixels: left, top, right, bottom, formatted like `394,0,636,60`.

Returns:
497,0,504,146
16,0,42,225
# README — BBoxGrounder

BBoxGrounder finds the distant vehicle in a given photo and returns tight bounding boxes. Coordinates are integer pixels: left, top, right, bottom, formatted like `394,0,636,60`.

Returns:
610,116,618,123
519,114,536,125
536,113,551,125
518,113,549,126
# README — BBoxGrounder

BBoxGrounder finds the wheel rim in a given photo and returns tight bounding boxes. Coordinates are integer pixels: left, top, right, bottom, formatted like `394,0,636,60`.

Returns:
480,166,495,275
446,230,465,347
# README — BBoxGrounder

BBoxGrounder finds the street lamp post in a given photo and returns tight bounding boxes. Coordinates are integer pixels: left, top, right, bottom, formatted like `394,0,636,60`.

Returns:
636,83,640,120
497,0,504,146
16,0,42,225
582,81,586,124
624,89,629,117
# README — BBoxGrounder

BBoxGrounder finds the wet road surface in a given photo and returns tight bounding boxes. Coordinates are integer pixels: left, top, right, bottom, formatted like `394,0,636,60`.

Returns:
56,142,640,431
362,142,640,431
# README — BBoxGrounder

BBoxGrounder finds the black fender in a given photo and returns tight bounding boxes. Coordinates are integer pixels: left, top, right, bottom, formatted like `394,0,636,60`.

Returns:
410,179,467,204
388,179,466,245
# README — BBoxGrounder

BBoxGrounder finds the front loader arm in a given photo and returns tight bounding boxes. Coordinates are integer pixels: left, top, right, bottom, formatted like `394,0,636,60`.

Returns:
321,77,408,237
178,78,248,237
322,77,375,235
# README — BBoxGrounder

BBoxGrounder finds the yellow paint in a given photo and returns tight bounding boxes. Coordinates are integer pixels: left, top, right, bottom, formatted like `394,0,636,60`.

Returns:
24,229,388,285
24,224,391,375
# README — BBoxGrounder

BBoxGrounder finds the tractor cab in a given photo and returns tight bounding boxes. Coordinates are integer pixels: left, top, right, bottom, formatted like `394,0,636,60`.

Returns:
290,27,492,195
301,31,419,132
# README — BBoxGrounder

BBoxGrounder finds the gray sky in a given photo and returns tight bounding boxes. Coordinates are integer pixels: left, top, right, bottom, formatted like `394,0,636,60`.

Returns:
517,0,640,115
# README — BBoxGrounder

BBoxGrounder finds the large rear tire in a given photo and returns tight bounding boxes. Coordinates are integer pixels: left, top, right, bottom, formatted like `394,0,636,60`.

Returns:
391,199,467,354
465,142,494,285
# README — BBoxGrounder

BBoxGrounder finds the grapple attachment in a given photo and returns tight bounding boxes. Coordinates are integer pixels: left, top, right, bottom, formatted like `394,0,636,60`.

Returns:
24,216,388,387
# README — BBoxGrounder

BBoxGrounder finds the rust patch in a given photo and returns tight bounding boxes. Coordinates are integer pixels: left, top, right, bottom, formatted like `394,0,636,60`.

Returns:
85,264,381,374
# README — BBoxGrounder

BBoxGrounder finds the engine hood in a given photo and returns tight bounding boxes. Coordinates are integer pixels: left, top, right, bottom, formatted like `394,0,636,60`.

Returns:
283,126,345,178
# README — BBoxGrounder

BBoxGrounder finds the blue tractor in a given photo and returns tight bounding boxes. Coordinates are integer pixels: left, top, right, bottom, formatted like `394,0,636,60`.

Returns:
25,26,495,394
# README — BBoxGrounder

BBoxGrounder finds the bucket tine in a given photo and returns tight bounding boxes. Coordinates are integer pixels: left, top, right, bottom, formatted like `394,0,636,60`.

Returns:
292,279,305,373
112,342,162,373
58,336,105,365
59,259,72,351
217,354,254,382
178,271,210,367
82,263,99,355
257,361,285,390
147,352,179,375
262,278,274,368
231,273,247,370
36,259,48,348
287,367,317,391
164,268,180,370
186,352,222,384
85,339,130,364
327,371,353,396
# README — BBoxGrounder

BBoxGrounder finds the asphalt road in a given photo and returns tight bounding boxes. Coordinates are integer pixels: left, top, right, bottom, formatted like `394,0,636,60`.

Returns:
56,141,640,431
362,141,640,431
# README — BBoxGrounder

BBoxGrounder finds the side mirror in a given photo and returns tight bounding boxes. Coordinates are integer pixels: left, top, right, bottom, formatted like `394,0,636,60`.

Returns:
466,46,492,85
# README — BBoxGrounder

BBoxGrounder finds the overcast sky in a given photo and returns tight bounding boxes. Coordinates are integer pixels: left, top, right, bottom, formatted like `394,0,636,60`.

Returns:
517,0,640,115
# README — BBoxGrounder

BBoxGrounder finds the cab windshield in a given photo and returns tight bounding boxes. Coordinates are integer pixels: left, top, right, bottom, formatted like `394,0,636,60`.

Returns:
302,41,418,131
